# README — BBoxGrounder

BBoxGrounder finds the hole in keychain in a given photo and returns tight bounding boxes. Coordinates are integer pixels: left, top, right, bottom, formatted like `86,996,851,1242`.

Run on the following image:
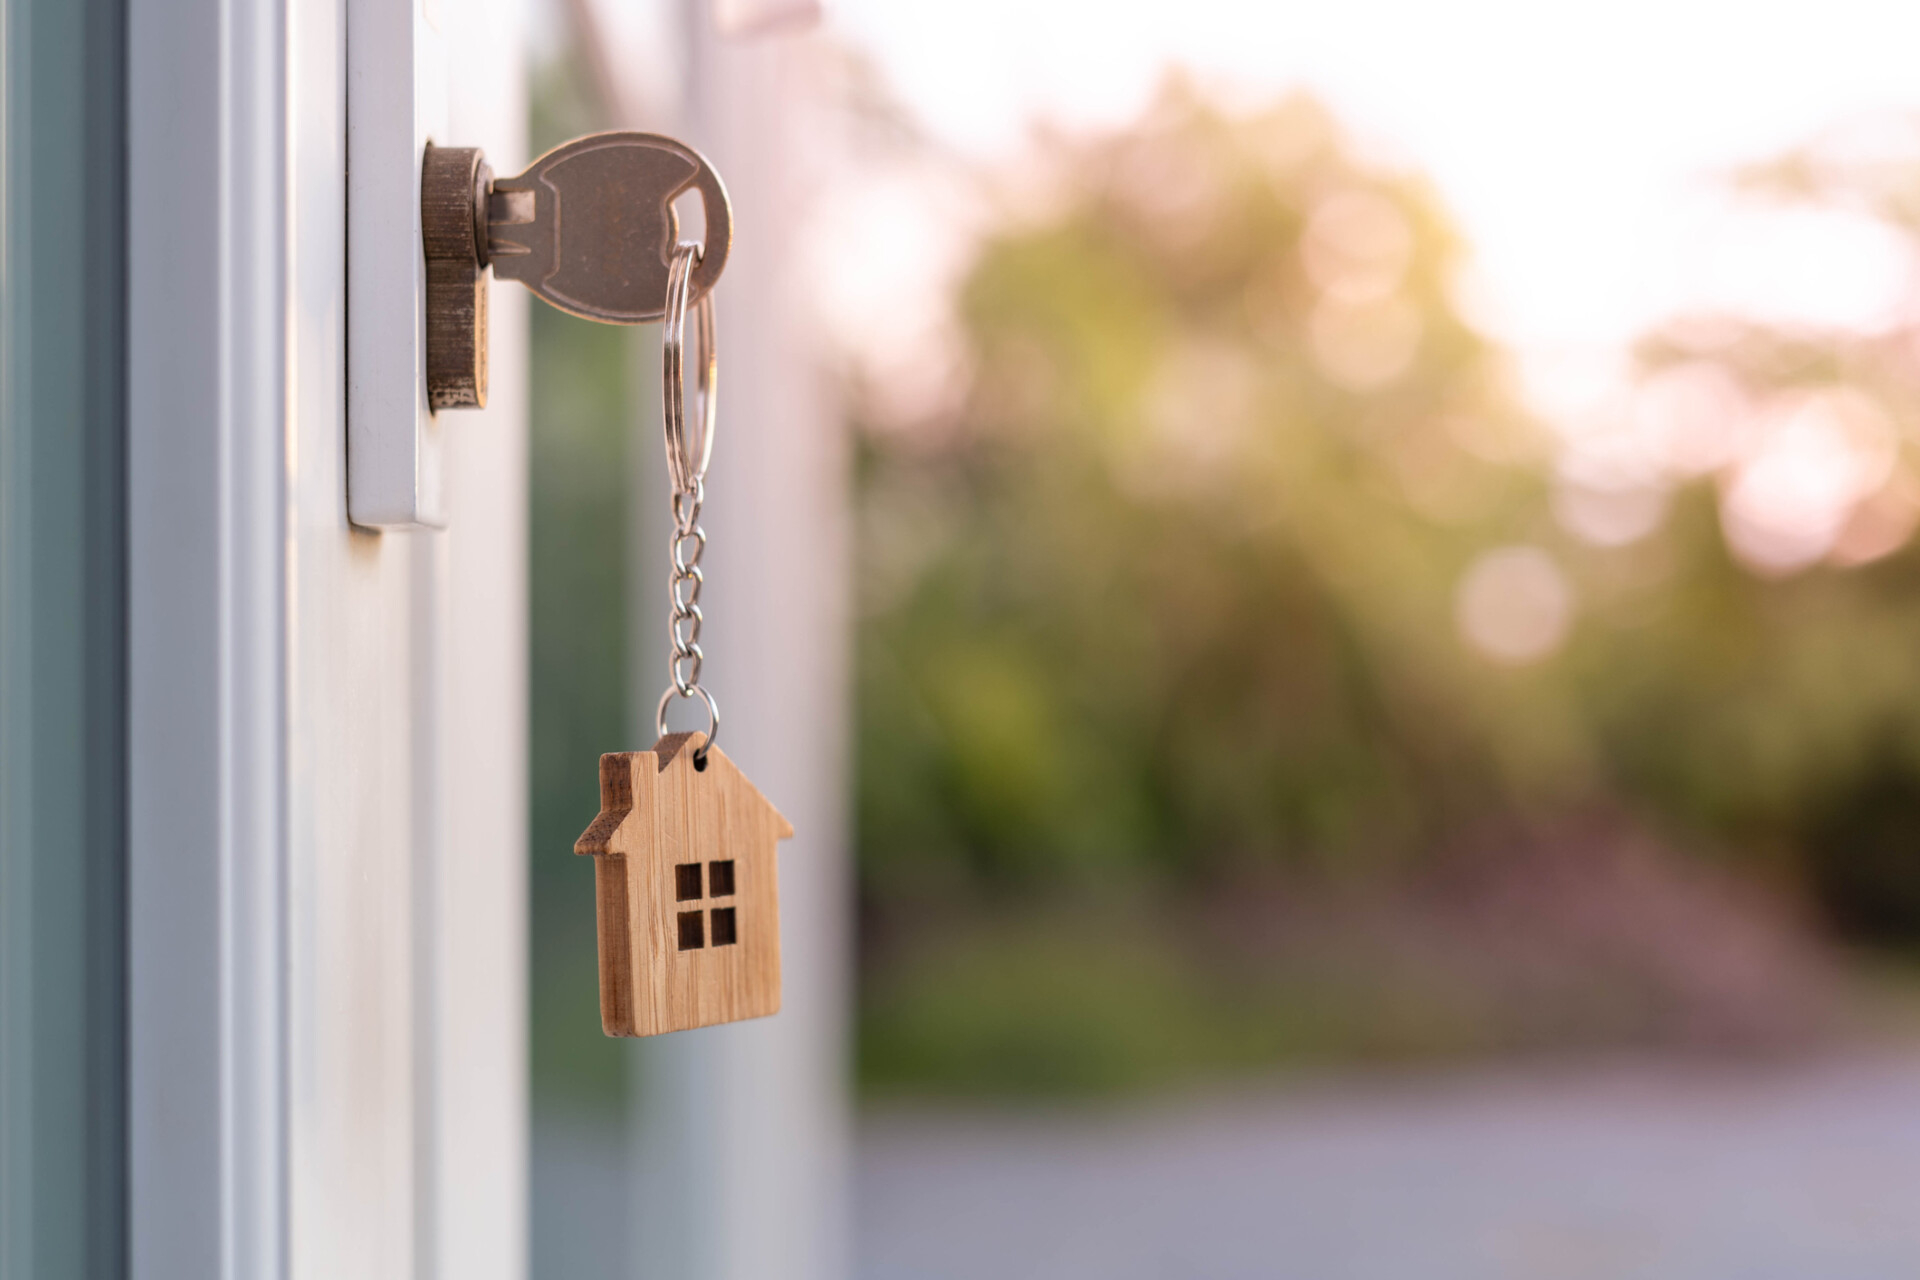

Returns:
658,686,720,769
675,863,703,901
677,911,705,951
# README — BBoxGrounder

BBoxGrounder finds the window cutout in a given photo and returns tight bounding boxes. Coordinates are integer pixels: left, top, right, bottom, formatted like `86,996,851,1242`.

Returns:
674,862,703,902
707,859,735,897
677,910,706,950
710,907,737,946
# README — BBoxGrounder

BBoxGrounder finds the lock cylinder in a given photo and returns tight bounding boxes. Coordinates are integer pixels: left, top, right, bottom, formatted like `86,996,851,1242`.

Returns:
421,144,492,409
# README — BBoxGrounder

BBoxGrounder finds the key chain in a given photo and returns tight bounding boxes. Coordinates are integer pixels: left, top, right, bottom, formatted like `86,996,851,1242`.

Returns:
574,241,795,1038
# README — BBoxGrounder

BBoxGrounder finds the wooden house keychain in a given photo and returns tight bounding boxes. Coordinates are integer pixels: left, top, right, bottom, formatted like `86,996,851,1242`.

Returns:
574,240,795,1038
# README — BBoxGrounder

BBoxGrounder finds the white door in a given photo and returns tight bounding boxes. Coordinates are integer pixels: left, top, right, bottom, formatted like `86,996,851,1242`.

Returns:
129,0,530,1274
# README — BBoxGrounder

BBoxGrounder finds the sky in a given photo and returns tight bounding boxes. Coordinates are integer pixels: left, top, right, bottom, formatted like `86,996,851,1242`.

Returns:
819,0,1920,422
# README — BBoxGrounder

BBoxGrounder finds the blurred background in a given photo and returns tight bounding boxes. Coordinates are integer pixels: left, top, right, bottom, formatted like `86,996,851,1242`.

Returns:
530,2,1920,1274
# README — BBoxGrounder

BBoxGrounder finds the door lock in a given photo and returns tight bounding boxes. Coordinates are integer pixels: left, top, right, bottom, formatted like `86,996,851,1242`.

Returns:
422,132,733,409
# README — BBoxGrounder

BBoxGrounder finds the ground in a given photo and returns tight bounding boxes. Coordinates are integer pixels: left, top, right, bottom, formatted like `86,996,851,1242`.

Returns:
533,1051,1920,1278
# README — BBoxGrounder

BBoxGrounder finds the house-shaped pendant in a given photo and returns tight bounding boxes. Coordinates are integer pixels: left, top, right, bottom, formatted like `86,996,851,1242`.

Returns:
574,732,794,1037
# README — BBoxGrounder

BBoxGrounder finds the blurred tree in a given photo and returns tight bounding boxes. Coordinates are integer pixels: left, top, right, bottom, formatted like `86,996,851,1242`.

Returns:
850,88,1908,1093
857,86,1555,915
1613,123,1920,937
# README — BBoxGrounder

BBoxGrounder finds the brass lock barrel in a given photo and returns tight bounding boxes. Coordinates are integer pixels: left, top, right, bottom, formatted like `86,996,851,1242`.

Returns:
421,145,492,409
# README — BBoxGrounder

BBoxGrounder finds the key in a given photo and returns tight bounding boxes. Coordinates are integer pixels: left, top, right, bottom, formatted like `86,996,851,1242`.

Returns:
486,131,732,325
420,131,731,408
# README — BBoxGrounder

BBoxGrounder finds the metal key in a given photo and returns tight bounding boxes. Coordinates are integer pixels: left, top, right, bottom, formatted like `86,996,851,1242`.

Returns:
421,131,733,408
489,132,732,324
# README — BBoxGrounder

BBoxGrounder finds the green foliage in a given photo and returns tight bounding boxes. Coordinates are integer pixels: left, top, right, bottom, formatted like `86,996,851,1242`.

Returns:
853,89,1920,1093
528,292,637,1108
857,91,1552,915
858,910,1507,1097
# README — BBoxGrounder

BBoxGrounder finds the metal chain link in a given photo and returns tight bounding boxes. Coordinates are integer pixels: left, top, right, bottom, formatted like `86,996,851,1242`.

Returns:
666,481,707,697
655,242,720,762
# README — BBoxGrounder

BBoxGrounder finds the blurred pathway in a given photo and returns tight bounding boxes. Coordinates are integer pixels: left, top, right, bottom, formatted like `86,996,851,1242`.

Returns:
856,1054,1920,1280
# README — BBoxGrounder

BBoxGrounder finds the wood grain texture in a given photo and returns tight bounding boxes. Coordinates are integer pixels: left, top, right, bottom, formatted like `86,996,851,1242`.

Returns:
575,733,795,1037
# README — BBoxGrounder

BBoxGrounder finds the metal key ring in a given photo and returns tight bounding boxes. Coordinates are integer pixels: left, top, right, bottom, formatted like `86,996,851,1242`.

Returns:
656,684,720,763
661,242,717,494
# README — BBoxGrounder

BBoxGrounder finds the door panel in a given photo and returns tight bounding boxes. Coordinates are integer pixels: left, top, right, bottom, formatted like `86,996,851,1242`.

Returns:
131,0,529,1275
